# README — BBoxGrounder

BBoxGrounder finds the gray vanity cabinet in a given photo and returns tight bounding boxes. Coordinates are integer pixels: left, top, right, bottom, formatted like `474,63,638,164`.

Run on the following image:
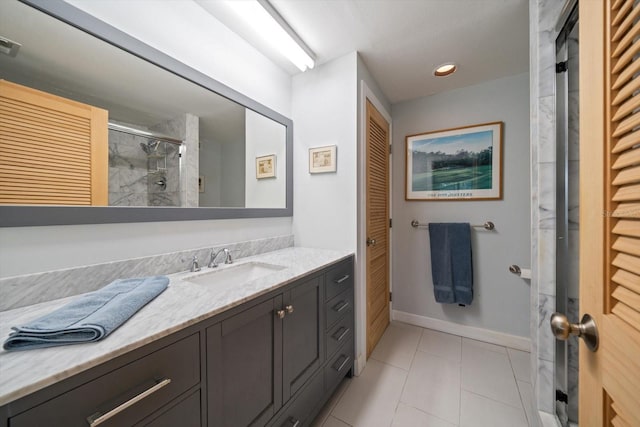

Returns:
206,274,324,427
0,256,354,427
206,296,284,427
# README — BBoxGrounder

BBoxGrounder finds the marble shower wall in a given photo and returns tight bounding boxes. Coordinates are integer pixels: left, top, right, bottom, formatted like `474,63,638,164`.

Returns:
530,0,572,425
0,234,294,311
108,127,181,207
151,113,200,207
108,129,150,206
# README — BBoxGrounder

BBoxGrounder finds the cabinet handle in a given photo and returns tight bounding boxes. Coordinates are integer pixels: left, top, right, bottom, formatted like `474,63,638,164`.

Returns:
281,417,300,427
285,304,294,314
332,327,350,342
276,309,286,319
332,355,351,372
86,378,171,427
334,274,350,284
333,301,349,313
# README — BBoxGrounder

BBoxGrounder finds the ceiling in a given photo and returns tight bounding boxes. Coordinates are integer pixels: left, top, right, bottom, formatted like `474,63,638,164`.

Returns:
197,0,530,104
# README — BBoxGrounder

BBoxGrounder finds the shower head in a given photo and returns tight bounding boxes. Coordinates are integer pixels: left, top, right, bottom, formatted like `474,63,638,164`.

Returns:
140,140,160,154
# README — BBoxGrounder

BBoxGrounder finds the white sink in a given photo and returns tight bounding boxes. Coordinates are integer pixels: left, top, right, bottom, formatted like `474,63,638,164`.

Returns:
182,262,286,287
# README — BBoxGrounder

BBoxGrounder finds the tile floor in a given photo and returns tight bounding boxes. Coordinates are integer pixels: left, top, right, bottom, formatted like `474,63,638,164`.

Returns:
312,322,535,427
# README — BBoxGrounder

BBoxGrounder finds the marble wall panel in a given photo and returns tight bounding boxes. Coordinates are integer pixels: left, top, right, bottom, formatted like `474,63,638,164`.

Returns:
0,235,294,311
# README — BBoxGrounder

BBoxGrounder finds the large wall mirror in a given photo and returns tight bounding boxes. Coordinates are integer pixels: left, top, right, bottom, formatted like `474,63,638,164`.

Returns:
0,0,293,226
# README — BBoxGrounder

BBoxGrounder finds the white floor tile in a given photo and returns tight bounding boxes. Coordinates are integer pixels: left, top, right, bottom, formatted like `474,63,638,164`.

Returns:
461,340,522,408
462,337,507,354
323,415,352,427
508,348,532,383
391,403,457,427
517,380,535,427
332,358,407,427
418,329,462,362
370,322,423,370
400,351,461,425
460,390,528,427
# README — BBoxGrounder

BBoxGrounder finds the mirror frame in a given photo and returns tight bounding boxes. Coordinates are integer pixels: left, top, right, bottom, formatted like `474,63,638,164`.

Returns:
0,0,293,227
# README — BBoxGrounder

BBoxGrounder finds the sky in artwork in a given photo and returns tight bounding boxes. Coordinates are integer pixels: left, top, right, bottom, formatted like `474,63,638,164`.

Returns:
412,130,493,155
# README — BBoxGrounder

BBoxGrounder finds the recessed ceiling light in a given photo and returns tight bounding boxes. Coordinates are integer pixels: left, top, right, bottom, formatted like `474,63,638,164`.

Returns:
434,63,457,77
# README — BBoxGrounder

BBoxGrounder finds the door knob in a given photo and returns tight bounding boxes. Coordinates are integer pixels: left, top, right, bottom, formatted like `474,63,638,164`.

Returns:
285,304,294,314
550,312,599,352
276,309,286,319
366,237,377,247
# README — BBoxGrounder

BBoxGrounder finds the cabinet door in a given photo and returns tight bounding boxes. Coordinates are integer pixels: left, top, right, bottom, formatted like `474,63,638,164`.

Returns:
207,297,283,427
282,276,324,400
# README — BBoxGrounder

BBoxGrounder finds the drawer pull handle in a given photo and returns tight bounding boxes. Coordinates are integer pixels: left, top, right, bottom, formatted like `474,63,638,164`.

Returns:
281,417,300,427
332,327,350,342
86,378,171,427
333,355,351,372
334,274,350,284
333,301,349,312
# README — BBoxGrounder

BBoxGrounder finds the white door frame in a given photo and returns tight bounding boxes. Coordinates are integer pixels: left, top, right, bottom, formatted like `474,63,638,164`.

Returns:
356,80,392,375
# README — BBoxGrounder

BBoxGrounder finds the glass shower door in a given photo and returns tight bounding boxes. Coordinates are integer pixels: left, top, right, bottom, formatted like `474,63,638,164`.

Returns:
555,5,579,426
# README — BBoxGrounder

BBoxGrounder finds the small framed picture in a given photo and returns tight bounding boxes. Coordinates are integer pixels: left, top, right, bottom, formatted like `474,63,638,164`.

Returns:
309,145,337,174
256,154,276,179
198,175,205,193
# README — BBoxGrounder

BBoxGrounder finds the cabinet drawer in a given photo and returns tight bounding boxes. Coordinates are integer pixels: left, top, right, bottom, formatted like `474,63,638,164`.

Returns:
11,333,200,427
325,259,354,302
269,371,323,427
141,390,201,427
325,312,353,359
324,342,353,393
325,291,353,330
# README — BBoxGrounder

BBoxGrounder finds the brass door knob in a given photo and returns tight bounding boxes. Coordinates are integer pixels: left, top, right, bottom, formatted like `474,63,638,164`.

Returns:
550,312,599,351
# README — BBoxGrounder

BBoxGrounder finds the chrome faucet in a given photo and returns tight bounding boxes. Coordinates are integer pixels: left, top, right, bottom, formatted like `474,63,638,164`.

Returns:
190,255,201,272
208,248,234,268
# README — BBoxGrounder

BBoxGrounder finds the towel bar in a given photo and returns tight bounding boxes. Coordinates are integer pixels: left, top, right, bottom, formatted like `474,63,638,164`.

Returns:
410,220,495,231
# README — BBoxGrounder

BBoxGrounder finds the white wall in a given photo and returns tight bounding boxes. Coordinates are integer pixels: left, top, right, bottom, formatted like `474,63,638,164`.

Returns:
0,0,293,278
391,73,531,338
292,53,358,251
245,110,287,208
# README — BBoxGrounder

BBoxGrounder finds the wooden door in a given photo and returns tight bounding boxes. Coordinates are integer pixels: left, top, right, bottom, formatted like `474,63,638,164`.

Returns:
0,80,108,205
580,1,640,425
365,99,390,357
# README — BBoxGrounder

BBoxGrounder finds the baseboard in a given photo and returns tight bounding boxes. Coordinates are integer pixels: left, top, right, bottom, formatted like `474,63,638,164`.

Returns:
392,310,531,352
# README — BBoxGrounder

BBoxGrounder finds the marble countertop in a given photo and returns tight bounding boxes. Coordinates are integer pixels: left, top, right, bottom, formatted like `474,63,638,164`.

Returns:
0,247,353,406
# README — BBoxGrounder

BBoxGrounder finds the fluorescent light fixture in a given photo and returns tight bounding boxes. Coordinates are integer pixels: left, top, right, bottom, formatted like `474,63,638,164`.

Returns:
227,0,315,72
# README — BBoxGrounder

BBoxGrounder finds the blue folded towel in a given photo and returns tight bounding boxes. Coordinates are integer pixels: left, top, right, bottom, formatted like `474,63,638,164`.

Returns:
428,223,473,305
3,276,169,351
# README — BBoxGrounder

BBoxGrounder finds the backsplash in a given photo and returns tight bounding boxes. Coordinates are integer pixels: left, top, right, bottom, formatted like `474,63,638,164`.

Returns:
0,234,294,311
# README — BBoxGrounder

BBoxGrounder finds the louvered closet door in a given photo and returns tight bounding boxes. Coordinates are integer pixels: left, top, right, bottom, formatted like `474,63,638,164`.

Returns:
580,1,640,425
365,99,390,358
0,80,108,205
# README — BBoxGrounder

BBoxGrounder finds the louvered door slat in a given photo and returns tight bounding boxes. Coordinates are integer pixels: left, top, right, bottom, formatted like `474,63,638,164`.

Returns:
0,80,107,205
612,19,640,58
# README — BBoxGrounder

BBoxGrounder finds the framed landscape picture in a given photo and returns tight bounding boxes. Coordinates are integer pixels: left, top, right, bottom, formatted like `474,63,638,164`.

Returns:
405,122,503,201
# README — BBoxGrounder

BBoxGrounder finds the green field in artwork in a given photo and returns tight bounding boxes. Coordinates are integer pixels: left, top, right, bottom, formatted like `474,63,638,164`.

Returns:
412,164,493,191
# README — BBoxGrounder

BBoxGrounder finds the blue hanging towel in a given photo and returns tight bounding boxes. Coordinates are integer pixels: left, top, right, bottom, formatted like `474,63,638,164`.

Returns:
428,223,473,305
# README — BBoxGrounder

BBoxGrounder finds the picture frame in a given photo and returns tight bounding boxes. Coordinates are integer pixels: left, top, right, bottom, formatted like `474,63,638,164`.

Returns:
405,121,503,201
256,154,276,179
309,145,337,174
